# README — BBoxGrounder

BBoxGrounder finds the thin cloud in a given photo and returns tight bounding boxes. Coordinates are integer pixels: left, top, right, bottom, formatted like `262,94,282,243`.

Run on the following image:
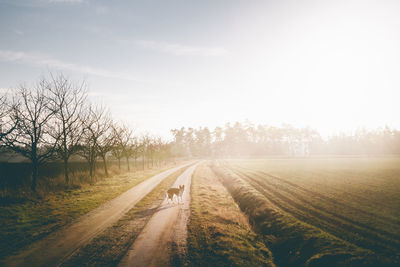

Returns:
0,50,145,82
133,40,229,56
1,0,85,5
13,30,24,36
46,0,84,3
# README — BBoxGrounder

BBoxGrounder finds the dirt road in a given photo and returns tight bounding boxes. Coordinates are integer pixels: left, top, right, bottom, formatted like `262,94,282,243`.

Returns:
3,163,193,267
118,163,200,267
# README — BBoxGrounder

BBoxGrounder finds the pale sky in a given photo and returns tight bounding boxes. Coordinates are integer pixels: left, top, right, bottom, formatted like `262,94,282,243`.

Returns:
1,0,400,138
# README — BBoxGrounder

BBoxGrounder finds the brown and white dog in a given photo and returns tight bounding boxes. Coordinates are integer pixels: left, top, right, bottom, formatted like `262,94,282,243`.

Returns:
166,185,185,203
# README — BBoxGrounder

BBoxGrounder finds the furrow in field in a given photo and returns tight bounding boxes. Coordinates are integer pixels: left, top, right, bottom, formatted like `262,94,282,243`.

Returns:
258,170,400,227
229,167,400,256
233,164,400,227
239,174,398,256
245,173,400,253
286,169,398,213
213,164,381,267
287,168,400,215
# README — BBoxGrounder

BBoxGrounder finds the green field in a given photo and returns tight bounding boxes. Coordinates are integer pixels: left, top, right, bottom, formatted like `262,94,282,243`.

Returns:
212,157,400,266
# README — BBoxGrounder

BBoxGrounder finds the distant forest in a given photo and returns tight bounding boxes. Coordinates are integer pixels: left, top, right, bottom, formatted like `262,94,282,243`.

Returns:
170,123,400,157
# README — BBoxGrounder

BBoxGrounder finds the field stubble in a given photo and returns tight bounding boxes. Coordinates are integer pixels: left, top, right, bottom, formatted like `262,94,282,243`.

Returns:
212,158,400,266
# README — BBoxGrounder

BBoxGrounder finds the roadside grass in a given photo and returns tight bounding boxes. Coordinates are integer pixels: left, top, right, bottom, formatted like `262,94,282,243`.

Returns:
0,162,182,260
211,162,390,267
1,161,126,197
60,164,190,267
187,163,275,267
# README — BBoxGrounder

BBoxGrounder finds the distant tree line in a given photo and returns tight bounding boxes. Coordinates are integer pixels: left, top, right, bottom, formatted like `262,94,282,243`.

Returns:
0,74,172,192
170,122,400,158
2,73,399,192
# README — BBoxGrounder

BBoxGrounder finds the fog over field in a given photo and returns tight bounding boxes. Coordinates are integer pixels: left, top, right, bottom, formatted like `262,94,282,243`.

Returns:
1,0,400,138
1,1,400,267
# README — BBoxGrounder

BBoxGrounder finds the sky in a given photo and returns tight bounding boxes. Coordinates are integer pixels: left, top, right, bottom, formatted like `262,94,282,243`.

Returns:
1,0,400,139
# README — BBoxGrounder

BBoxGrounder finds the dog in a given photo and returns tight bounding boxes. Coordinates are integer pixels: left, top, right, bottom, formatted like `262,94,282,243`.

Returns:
166,185,185,204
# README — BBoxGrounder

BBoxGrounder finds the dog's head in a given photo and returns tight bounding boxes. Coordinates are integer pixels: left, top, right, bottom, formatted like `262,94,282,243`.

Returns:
179,185,185,192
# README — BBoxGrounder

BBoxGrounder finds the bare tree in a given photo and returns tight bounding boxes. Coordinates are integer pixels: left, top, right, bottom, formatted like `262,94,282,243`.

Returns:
0,93,8,144
48,73,87,184
111,125,124,170
4,80,59,192
97,119,115,177
140,134,151,170
154,137,170,167
112,124,134,171
147,137,155,168
0,91,19,145
130,137,141,169
78,105,111,178
146,136,161,168
123,130,135,171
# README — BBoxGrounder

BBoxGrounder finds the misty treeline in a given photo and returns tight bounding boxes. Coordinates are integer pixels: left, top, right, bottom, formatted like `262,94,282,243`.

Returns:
170,122,400,158
0,74,172,192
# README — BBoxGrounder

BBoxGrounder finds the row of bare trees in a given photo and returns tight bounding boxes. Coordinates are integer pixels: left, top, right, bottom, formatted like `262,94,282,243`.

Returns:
171,122,400,157
0,74,171,192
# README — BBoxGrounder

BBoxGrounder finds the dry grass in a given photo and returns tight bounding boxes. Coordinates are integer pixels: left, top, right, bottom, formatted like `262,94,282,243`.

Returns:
212,159,400,266
60,165,190,267
0,161,183,260
187,162,275,267
226,158,400,257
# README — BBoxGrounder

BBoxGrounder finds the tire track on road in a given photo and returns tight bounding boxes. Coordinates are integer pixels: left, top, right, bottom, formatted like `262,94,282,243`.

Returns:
2,162,193,267
118,162,201,267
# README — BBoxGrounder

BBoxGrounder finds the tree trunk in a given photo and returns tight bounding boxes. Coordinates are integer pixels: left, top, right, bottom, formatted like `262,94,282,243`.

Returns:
118,158,121,170
31,161,38,192
64,157,69,184
102,155,108,177
93,161,96,177
89,162,93,177
142,154,145,170
126,156,130,171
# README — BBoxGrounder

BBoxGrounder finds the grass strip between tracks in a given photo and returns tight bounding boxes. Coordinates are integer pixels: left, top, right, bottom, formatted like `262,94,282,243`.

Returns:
187,163,275,267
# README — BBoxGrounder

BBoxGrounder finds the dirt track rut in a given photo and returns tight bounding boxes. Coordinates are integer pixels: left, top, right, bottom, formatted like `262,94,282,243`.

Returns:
3,163,192,267
118,163,200,267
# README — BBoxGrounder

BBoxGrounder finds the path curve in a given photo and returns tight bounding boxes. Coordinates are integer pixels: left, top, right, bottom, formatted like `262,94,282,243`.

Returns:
118,162,201,267
3,162,193,267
